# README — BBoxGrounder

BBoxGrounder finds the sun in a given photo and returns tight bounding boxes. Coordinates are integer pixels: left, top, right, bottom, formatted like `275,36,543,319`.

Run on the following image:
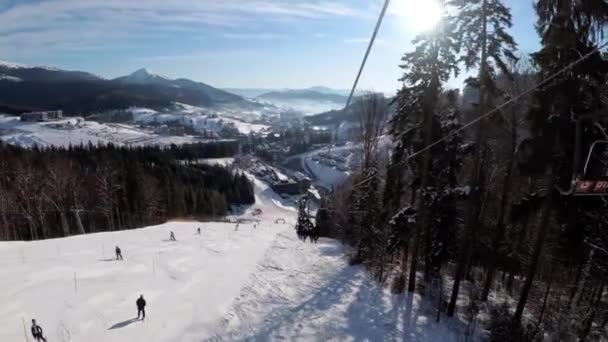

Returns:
392,0,443,33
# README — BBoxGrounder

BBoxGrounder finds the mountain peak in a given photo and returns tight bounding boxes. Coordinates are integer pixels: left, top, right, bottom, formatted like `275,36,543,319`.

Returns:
132,67,151,76
117,67,171,84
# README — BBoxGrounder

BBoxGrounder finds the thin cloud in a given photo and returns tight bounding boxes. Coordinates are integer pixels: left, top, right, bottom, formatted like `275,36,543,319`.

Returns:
134,49,262,62
222,33,287,40
343,37,389,48
0,0,363,55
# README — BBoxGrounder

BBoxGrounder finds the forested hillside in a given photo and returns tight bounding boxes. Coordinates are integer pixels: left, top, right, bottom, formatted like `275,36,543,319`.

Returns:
315,0,608,340
0,142,254,241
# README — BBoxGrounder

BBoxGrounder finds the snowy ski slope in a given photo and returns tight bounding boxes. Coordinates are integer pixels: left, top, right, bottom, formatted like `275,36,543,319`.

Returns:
0,174,462,341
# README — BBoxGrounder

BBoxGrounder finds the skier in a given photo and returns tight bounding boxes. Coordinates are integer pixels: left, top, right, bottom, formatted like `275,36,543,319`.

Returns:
136,294,146,320
31,319,47,342
197,227,201,235
170,231,176,241
115,246,123,260
234,222,239,231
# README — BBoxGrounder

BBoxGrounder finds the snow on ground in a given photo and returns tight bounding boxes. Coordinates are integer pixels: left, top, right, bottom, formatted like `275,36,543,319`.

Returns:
196,158,235,167
206,234,464,342
306,157,350,190
0,171,465,342
129,106,270,136
0,116,207,148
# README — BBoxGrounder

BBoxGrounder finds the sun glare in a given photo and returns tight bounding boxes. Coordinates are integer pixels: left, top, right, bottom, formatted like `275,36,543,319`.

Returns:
393,0,443,33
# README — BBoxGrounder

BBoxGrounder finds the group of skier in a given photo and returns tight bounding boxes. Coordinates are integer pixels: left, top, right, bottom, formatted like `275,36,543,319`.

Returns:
30,294,146,341
28,224,230,340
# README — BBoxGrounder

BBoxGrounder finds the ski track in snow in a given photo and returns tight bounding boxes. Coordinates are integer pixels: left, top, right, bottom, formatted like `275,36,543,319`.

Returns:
0,172,464,341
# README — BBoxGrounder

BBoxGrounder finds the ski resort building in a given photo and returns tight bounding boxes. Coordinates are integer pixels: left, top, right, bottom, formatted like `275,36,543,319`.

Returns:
20,110,63,122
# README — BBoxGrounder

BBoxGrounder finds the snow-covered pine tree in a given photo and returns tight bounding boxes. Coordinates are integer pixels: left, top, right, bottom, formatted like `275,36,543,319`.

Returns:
447,0,518,317
513,0,608,331
389,1,459,293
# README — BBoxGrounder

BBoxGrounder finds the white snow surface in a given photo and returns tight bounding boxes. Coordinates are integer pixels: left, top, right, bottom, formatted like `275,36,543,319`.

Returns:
0,60,58,70
0,74,22,82
129,106,270,135
0,172,463,342
0,116,207,148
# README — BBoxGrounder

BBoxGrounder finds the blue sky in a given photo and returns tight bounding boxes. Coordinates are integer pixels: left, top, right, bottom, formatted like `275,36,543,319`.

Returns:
0,0,539,93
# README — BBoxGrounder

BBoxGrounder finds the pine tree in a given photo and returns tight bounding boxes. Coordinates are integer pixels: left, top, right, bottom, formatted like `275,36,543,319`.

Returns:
514,0,608,326
390,2,459,293
447,0,518,317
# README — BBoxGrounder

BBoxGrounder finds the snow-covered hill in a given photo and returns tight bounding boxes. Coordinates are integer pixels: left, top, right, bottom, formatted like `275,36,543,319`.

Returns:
129,106,270,136
0,115,206,148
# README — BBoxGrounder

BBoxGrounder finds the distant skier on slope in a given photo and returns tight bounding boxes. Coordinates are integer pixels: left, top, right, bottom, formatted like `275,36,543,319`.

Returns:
136,295,146,320
31,319,47,342
170,231,176,241
115,246,123,260
197,227,201,235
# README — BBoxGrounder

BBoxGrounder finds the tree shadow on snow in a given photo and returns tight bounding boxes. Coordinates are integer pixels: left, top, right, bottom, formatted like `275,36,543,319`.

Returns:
246,264,468,342
108,318,139,330
248,265,394,341
317,243,342,257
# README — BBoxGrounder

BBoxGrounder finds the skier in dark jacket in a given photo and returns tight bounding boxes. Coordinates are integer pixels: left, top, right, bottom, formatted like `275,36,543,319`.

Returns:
197,227,201,235
170,231,176,241
115,246,123,260
31,319,47,342
136,295,146,320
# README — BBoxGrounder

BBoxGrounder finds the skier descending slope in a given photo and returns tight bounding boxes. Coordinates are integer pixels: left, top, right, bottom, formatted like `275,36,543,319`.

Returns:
31,319,47,342
169,231,176,241
136,295,146,320
115,246,123,260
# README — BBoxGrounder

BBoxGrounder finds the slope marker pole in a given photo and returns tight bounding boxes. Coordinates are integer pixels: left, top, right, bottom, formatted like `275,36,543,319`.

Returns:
22,317,29,342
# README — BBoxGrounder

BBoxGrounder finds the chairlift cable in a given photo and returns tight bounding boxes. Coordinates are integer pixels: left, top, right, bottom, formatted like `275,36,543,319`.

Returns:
349,39,608,190
330,0,391,147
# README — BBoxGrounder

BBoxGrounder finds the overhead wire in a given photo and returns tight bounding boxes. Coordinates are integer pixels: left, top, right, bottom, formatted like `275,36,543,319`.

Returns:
344,0,392,111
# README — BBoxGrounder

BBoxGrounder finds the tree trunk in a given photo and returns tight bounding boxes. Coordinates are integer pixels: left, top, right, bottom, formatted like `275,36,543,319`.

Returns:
568,263,584,308
570,250,594,311
408,40,440,293
59,211,70,237
513,179,554,324
0,200,8,240
578,281,605,341
534,272,553,333
73,210,86,235
481,161,515,300
448,0,488,317
38,213,48,239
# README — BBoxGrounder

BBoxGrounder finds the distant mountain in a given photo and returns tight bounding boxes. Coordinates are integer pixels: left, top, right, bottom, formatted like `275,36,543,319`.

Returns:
305,94,395,127
113,68,170,85
257,89,348,105
305,86,352,96
223,88,278,98
223,86,353,99
0,61,254,115
0,60,103,83
114,68,244,104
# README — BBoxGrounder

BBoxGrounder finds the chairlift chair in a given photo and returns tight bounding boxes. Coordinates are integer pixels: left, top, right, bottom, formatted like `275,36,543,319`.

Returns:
558,114,608,196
